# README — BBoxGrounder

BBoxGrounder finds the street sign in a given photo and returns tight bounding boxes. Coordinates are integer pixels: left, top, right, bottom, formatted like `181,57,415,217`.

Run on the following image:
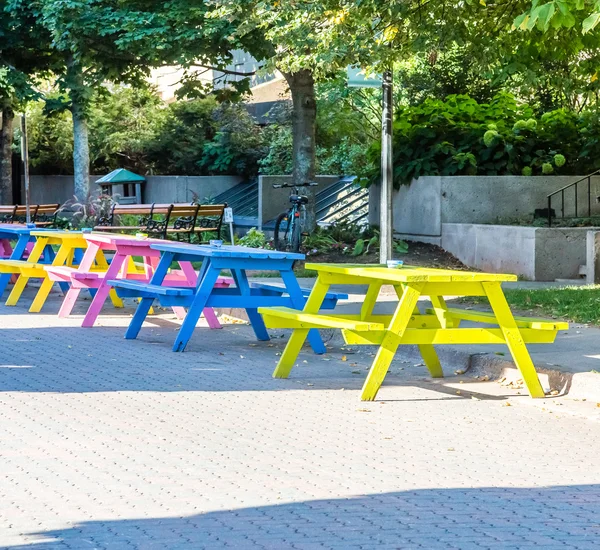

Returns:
224,207,234,223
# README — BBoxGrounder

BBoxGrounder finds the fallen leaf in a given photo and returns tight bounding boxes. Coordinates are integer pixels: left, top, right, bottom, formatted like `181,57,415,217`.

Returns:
504,402,512,407
447,447,455,451
357,408,371,412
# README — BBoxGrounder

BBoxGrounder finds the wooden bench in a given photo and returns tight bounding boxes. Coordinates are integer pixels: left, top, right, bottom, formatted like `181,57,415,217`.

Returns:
94,203,226,241
33,204,60,227
0,204,59,226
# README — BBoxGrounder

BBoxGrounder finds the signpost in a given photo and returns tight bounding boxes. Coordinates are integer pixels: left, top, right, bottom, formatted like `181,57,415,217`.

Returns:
20,114,31,224
224,207,235,244
347,66,393,263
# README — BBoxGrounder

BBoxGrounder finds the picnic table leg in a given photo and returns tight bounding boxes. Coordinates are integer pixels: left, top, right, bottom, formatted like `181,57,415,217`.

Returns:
482,282,546,398
81,252,128,327
280,269,326,354
95,249,124,309
273,278,333,379
172,262,221,352
173,262,223,329
29,244,76,313
178,260,221,329
361,283,424,401
0,234,29,294
393,285,444,379
231,268,270,341
125,251,175,340
5,237,48,306
58,243,106,317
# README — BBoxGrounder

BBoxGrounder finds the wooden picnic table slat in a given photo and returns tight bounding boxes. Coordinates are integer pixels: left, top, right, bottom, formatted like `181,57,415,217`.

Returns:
304,263,518,283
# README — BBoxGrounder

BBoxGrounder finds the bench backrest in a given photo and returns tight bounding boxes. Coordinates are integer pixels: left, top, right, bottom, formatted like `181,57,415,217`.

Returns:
171,204,200,218
35,204,60,215
195,203,226,232
33,204,59,227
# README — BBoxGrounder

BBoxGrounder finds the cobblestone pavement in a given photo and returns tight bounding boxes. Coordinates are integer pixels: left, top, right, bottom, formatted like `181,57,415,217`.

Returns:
1,291,600,549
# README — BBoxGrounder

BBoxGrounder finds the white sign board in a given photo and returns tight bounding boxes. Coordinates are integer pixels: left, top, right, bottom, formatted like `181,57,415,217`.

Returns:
224,207,234,223
347,66,382,88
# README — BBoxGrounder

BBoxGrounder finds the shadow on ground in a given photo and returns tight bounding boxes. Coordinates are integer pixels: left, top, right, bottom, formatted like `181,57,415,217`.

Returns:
8,485,600,549
0,320,513,401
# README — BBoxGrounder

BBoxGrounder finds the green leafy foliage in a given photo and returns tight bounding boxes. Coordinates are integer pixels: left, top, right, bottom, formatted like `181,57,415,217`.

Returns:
369,92,600,186
237,227,268,248
26,84,269,177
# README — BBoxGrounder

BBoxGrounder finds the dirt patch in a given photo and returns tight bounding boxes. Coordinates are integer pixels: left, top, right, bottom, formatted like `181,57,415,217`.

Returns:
302,241,470,270
246,241,470,277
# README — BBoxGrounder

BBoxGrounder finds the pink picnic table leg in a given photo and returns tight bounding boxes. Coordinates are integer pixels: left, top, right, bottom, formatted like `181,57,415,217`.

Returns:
177,260,223,329
58,241,103,318
1,239,18,283
0,238,11,258
81,251,128,328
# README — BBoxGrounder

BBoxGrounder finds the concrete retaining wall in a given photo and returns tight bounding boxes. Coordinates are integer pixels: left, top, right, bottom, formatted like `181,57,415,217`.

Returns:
24,175,242,205
258,175,340,228
369,175,600,239
442,223,592,281
143,176,241,204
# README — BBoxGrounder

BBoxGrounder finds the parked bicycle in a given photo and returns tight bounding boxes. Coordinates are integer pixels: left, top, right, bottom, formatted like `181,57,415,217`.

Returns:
273,182,318,253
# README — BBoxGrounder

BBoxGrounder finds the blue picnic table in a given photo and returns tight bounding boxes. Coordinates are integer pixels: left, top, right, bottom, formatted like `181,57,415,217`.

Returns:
107,242,346,352
0,225,70,295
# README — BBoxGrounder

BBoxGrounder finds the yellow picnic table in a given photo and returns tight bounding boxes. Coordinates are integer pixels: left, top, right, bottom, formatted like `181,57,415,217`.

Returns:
259,263,568,401
0,230,98,313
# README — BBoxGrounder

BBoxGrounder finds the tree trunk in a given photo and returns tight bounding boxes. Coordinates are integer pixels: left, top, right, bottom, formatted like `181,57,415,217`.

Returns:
67,57,90,201
72,104,90,201
284,69,317,231
0,105,14,205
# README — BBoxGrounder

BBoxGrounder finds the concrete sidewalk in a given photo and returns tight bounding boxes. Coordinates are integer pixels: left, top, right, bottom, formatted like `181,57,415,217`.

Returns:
251,277,600,400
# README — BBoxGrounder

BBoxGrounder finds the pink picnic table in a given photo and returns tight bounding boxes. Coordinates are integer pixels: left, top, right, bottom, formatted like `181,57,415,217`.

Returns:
45,233,232,328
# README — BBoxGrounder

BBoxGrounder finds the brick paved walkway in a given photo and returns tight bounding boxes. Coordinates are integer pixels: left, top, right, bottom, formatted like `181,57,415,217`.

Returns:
1,292,600,549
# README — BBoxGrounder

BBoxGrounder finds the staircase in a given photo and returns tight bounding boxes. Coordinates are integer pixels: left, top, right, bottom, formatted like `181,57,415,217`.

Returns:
209,180,258,229
211,176,370,231
546,169,600,226
315,176,369,226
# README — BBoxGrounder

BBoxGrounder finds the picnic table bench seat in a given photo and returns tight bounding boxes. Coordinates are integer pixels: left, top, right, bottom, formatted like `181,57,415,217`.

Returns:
427,307,569,331
94,203,226,241
108,279,347,309
260,307,384,331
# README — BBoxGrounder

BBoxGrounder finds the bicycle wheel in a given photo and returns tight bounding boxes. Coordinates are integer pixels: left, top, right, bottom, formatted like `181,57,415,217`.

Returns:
290,216,301,253
274,212,291,251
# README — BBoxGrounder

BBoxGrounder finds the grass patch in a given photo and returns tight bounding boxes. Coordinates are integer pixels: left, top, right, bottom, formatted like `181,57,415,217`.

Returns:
463,285,600,325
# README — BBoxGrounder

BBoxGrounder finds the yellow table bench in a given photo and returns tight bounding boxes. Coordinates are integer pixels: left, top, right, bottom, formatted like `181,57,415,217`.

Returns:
259,264,569,401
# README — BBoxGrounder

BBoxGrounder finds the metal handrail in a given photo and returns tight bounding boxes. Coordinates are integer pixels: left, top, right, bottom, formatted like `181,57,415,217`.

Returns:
547,169,600,226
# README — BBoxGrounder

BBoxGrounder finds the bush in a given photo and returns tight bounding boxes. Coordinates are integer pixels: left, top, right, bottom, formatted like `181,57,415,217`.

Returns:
368,92,600,186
